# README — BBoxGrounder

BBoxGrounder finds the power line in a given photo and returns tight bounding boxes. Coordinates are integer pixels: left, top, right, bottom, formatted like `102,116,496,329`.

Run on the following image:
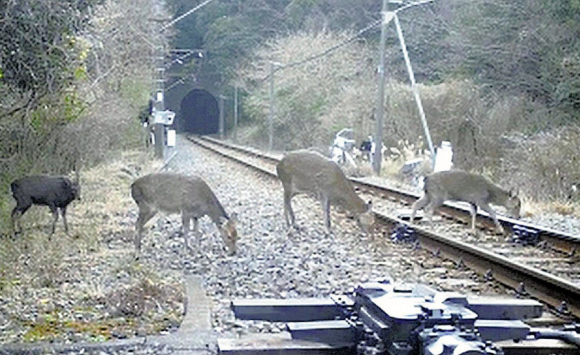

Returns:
160,0,216,32
395,0,434,14
262,17,383,81
160,4,388,86
163,1,434,88
261,0,435,81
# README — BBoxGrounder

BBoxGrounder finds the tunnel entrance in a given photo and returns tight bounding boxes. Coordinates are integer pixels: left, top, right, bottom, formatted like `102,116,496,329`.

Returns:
179,89,219,134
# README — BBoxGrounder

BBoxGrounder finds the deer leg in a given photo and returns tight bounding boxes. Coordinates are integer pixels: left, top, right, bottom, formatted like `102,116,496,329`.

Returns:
469,203,478,232
478,202,504,234
10,210,21,237
427,198,444,227
322,197,331,232
135,205,157,258
181,213,193,250
61,207,70,235
49,205,59,236
185,217,201,251
181,212,191,235
283,187,296,229
410,195,430,223
11,204,30,236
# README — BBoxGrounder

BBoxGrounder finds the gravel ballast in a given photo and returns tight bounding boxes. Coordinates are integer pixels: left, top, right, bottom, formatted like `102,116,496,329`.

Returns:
2,134,575,354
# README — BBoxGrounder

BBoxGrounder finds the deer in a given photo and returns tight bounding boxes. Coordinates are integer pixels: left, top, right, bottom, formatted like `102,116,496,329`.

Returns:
10,175,81,237
130,172,238,259
410,170,521,234
276,150,374,233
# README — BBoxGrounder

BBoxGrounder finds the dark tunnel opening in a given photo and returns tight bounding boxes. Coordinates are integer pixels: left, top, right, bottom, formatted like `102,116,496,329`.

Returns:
179,89,219,134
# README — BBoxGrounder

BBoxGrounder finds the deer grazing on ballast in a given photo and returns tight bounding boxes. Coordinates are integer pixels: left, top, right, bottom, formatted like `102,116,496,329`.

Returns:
276,150,374,233
130,173,238,259
410,170,521,234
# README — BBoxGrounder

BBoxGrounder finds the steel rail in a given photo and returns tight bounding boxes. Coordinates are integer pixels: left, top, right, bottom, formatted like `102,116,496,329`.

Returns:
196,135,580,255
188,135,580,319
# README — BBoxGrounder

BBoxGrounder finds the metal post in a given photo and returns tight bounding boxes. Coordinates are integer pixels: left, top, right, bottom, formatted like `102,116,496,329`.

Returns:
394,13,435,166
154,49,166,159
374,0,389,175
219,95,225,139
269,61,275,151
233,85,238,142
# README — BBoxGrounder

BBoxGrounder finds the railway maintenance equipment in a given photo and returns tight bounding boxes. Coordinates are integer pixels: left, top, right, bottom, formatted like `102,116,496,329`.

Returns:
218,278,580,355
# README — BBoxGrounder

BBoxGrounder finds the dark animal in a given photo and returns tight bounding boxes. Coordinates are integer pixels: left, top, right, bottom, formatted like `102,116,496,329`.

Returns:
130,173,238,259
11,175,81,236
410,170,521,234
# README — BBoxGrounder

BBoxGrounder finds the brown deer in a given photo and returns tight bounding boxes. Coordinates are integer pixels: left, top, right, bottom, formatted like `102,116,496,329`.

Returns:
276,150,374,233
410,170,521,234
130,173,238,258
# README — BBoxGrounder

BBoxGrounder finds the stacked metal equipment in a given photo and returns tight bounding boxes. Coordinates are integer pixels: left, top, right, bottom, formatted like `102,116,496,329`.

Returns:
219,279,580,355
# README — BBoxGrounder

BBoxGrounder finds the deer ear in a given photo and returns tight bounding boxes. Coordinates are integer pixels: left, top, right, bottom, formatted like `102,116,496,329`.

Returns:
229,213,238,223
509,188,519,197
366,200,372,211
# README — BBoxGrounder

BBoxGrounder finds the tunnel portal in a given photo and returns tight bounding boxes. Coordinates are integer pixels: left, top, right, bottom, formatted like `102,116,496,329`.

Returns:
179,89,219,134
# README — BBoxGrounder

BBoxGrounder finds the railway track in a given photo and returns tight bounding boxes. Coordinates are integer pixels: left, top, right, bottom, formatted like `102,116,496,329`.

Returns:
188,134,580,320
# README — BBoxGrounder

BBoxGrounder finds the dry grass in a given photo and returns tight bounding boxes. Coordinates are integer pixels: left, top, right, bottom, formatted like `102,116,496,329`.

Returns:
521,199,580,219
0,150,182,344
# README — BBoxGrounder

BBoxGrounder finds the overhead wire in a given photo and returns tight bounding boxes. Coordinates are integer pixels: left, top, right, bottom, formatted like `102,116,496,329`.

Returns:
160,0,216,32
165,1,434,89
263,0,435,80
262,17,384,81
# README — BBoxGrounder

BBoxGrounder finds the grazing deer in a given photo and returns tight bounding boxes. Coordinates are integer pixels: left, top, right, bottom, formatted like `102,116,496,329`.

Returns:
10,175,81,237
130,173,238,258
410,170,521,234
276,150,374,233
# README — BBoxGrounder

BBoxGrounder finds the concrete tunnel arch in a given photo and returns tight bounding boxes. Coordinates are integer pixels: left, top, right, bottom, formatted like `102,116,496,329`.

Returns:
179,89,219,134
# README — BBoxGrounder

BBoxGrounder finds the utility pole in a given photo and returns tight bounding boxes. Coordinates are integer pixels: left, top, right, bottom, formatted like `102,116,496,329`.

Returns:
233,84,238,142
394,12,435,166
268,61,276,151
153,47,166,159
219,95,225,139
153,0,216,158
374,0,390,175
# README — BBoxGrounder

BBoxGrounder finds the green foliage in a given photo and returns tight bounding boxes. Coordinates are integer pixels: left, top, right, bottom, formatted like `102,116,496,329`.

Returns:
446,0,580,120
166,0,295,86
0,0,157,236
0,0,99,96
204,16,264,78
63,91,87,122
120,78,152,110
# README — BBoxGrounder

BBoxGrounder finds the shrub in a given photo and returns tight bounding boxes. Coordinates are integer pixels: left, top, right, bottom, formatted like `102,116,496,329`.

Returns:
501,125,580,201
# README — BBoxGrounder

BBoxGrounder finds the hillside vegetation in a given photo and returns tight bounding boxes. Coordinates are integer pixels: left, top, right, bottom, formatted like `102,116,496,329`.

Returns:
235,30,580,205
2,1,580,226
2,0,580,222
0,0,164,232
